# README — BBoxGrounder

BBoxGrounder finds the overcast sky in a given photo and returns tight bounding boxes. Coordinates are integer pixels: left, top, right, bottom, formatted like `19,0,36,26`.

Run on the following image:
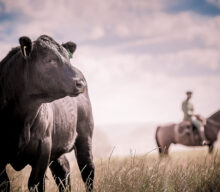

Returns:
0,0,220,125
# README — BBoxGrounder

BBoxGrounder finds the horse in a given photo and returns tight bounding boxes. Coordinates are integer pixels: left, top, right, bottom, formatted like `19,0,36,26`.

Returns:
0,35,94,192
155,110,220,155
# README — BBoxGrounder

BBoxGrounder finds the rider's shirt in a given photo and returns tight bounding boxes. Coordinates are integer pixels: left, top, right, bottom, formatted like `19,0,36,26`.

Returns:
182,99,194,121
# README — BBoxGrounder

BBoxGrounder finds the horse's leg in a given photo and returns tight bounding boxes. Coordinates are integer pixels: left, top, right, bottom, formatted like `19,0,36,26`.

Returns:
74,136,94,192
164,144,170,155
161,143,171,156
208,142,214,153
50,155,71,192
0,163,10,192
158,145,165,157
28,139,51,192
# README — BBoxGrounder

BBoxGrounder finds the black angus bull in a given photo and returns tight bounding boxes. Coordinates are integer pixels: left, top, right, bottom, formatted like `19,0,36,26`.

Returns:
0,35,94,192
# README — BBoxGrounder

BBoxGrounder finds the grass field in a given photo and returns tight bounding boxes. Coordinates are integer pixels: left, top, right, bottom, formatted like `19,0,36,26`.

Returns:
5,149,220,192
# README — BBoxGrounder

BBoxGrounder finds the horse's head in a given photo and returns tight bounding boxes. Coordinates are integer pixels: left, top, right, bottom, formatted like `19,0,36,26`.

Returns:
19,35,86,102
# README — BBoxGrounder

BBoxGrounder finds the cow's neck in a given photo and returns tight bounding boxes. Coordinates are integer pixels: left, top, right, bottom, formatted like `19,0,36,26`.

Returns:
18,96,47,123
0,97,43,145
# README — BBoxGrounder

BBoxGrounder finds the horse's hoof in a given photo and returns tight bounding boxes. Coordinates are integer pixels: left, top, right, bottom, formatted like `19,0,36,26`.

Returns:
202,140,210,145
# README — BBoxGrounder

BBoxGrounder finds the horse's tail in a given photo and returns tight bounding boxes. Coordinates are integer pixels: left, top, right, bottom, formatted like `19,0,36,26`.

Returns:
155,126,162,153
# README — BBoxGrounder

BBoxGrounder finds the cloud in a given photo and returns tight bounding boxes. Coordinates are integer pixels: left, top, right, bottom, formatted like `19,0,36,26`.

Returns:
1,0,220,48
0,0,166,40
116,12,220,49
206,0,220,8
0,0,220,126
73,46,220,124
89,26,105,40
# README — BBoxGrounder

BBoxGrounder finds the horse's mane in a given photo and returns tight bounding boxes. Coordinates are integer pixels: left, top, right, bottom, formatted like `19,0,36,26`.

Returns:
0,47,21,107
209,110,220,121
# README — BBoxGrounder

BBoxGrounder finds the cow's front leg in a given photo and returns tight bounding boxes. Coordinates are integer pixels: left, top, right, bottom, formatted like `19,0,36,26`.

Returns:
50,155,71,192
0,163,9,192
28,138,51,192
75,136,95,192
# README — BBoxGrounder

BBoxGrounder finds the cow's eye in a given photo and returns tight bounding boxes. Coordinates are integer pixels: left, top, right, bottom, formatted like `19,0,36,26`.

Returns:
44,59,58,68
49,59,55,63
48,59,57,65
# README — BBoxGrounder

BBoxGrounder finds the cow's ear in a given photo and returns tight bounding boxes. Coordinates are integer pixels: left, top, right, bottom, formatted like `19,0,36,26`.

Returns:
19,36,32,58
62,42,77,58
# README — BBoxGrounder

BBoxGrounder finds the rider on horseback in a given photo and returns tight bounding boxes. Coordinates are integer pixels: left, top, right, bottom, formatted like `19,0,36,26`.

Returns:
182,91,206,144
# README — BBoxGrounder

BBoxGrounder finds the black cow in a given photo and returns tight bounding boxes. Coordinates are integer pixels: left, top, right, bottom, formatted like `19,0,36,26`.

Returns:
0,35,94,192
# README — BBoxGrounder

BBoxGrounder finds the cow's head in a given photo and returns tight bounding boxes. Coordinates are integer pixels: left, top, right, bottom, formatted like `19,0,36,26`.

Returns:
19,35,85,102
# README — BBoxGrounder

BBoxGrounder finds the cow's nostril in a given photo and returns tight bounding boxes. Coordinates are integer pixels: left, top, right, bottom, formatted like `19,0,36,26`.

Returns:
76,79,85,89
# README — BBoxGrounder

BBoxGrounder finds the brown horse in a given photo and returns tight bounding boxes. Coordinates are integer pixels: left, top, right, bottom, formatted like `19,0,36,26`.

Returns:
0,35,94,192
155,110,220,155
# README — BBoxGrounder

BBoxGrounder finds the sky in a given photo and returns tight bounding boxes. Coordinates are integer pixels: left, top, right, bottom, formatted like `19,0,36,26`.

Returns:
0,0,220,126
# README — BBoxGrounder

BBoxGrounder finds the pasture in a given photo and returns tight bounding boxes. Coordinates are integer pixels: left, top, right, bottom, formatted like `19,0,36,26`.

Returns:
4,149,220,192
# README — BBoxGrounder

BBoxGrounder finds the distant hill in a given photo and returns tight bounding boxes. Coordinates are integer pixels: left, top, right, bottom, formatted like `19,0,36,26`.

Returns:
67,122,220,160
94,123,158,157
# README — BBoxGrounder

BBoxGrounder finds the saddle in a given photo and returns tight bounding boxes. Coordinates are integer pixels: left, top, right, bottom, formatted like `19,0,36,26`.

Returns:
178,121,201,135
177,120,205,145
191,124,200,135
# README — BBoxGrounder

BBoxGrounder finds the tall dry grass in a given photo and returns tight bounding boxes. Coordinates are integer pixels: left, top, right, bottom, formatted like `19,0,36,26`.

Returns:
4,149,220,192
